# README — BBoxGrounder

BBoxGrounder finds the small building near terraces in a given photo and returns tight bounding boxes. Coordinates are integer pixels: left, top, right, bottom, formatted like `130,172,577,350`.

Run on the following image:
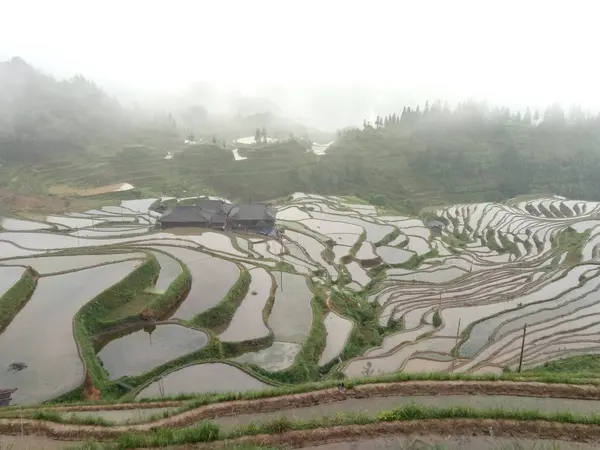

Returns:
158,197,276,232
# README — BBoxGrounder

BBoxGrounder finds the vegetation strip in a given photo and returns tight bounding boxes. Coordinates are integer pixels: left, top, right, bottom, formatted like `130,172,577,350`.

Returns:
4,381,600,433
11,405,600,445
0,267,37,333
15,369,600,411
192,419,600,449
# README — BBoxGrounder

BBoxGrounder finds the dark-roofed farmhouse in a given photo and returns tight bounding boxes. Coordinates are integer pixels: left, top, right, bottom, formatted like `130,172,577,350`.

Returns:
159,198,234,229
157,197,275,232
227,204,277,231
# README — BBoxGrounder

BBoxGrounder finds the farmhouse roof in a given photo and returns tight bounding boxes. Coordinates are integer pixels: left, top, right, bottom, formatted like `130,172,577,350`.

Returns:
160,206,210,223
194,198,230,212
228,204,277,221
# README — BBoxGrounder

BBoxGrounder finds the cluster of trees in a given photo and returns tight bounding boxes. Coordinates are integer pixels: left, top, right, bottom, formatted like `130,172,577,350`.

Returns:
0,57,180,164
254,126,268,144
362,100,600,130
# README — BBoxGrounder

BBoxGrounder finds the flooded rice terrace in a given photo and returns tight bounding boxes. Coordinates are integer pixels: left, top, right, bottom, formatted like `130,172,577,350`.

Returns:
2,192,600,404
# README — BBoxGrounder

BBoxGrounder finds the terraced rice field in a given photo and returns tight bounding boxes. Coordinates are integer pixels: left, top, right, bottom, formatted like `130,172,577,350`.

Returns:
3,193,600,405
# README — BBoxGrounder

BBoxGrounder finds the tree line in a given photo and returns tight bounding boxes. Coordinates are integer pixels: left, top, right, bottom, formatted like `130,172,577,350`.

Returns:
362,100,600,130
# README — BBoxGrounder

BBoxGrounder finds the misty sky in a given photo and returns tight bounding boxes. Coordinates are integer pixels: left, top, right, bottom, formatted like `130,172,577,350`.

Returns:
2,0,599,115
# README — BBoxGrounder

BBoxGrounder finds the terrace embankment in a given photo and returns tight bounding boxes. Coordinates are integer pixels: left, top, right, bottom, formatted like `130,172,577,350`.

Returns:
3,380,600,439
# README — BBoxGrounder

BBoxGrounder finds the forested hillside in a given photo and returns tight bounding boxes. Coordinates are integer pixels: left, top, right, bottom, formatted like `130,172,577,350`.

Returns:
0,57,183,164
314,102,600,211
2,58,600,214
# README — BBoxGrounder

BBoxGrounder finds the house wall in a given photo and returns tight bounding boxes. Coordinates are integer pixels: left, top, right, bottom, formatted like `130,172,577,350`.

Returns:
230,219,275,229
160,221,209,228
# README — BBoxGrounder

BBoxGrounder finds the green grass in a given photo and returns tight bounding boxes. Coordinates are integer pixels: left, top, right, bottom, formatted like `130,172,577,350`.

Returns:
226,402,600,437
30,410,115,426
65,402,600,449
10,367,600,412
129,369,600,405
250,289,327,384
118,421,219,447
555,227,589,266
102,291,160,321
527,354,600,375
61,256,161,400
320,290,401,375
0,267,37,333
190,268,251,330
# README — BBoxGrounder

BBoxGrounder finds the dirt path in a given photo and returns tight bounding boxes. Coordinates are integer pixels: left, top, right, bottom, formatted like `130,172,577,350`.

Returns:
212,394,600,432
2,381,600,440
301,436,598,450
212,419,600,448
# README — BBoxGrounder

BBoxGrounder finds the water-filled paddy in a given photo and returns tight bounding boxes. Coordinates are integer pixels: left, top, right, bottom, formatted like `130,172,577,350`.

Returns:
2,253,146,275
233,341,303,371
135,363,269,399
149,246,240,319
319,312,353,365
219,268,272,342
152,251,183,292
5,192,600,400
377,246,414,264
346,261,371,286
0,266,25,297
0,261,139,405
98,324,209,379
0,217,52,231
268,273,313,343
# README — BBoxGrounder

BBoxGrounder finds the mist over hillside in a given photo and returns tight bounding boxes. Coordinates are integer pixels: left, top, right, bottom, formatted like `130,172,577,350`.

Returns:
2,55,600,217
0,58,333,165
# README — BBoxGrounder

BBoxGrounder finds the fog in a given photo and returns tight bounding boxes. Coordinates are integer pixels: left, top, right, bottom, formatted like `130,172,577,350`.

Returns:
2,0,599,129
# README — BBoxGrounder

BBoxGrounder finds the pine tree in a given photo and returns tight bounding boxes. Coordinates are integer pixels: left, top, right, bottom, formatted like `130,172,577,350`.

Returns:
401,106,407,122
523,108,532,125
255,128,261,144
363,118,367,129
262,126,267,143
533,110,540,122
515,111,522,123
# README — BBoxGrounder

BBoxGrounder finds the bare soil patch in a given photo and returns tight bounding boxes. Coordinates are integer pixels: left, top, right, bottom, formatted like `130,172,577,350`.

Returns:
49,184,130,196
217,419,600,448
301,435,598,450
0,189,67,213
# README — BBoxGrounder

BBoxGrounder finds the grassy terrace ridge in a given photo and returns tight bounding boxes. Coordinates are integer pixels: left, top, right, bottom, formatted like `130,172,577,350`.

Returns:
9,396,600,446
190,267,251,330
0,266,38,333
3,366,600,413
68,256,161,401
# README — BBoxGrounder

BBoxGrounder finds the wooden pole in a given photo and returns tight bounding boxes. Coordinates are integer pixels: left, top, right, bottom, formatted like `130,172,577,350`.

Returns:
280,239,283,292
455,318,462,347
518,323,527,373
453,318,461,368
